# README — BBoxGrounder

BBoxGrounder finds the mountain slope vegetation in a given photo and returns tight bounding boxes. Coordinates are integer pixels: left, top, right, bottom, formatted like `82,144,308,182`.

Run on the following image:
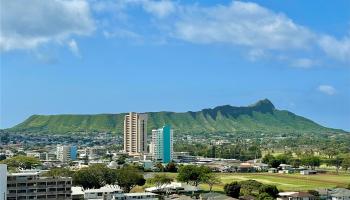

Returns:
7,99,345,135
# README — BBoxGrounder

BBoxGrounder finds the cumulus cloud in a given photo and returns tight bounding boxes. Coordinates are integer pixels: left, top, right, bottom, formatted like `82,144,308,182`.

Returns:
114,0,349,66
0,0,94,51
140,0,175,18
318,85,336,95
2,0,350,66
173,1,314,50
318,35,350,63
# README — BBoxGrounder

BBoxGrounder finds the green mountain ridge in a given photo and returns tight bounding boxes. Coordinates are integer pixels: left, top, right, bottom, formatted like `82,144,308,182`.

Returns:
6,99,347,135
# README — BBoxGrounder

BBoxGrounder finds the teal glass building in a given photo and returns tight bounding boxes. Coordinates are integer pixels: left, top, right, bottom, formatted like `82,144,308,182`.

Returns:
151,125,173,163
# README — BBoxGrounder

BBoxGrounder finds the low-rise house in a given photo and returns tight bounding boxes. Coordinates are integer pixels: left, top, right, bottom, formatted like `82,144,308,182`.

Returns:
330,188,350,200
201,192,238,200
238,163,255,173
278,192,315,200
315,189,329,200
253,163,269,171
164,194,193,200
279,164,292,170
278,169,294,174
142,160,154,171
300,170,317,175
117,193,158,200
268,168,278,173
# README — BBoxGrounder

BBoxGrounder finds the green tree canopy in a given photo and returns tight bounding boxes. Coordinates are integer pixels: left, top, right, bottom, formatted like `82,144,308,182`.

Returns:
43,168,74,177
201,173,221,192
240,180,263,196
165,162,177,172
73,164,116,189
149,174,173,193
259,185,279,198
224,181,241,198
115,166,146,193
341,155,350,172
177,165,211,187
1,156,41,169
257,193,274,200
301,155,320,169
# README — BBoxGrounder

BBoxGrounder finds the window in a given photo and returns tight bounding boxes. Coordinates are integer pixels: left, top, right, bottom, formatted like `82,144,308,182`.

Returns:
7,183,16,187
37,189,46,193
47,195,56,199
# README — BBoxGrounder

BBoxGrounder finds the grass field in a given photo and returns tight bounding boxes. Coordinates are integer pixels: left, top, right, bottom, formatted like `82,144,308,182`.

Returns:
141,172,350,192
200,173,350,191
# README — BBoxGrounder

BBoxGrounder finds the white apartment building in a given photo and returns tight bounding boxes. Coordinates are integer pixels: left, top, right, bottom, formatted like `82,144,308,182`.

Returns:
7,172,72,200
124,112,148,156
0,164,6,200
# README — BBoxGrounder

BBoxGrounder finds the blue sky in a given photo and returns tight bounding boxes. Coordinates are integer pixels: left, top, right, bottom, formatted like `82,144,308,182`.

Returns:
1,0,350,131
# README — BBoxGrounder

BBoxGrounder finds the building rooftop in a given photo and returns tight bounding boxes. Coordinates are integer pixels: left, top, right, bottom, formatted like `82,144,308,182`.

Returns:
330,188,350,197
8,172,40,176
124,192,158,197
71,186,85,195
85,185,122,193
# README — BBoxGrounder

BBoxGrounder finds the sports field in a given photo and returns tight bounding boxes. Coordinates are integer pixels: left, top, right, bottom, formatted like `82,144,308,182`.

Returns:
200,173,350,191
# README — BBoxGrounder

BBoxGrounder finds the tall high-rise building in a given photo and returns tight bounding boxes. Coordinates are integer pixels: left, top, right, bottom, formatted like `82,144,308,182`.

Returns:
57,145,78,162
123,112,148,155
151,125,173,163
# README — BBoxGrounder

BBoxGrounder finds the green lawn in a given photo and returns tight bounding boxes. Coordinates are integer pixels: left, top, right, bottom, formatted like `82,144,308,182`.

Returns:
146,172,349,192
200,173,350,191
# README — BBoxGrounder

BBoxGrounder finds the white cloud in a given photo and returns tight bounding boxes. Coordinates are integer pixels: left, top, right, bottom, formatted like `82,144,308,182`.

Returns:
318,35,350,63
0,0,94,51
291,58,318,68
173,1,314,50
106,0,175,18
318,85,336,95
3,0,350,66
247,49,266,61
103,29,142,40
141,0,175,18
112,0,349,66
68,39,80,57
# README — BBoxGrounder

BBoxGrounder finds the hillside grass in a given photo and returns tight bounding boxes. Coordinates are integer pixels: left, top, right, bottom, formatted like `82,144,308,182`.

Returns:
8,102,344,135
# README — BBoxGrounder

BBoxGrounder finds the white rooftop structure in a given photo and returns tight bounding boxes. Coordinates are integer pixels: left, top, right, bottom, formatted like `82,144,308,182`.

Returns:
84,185,123,200
145,182,198,193
120,192,158,200
71,186,85,196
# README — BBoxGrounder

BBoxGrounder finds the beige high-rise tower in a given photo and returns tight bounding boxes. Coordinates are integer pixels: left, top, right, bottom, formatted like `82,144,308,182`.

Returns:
124,112,148,155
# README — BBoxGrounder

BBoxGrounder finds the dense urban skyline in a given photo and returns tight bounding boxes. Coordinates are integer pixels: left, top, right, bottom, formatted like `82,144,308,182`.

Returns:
1,0,349,131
